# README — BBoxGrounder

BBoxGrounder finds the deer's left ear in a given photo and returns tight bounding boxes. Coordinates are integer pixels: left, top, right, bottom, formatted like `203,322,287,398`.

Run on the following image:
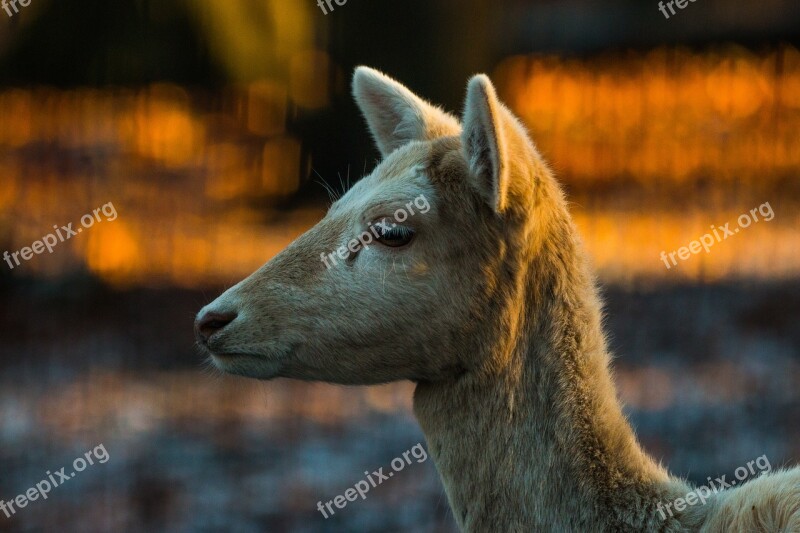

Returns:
461,75,513,214
353,66,461,157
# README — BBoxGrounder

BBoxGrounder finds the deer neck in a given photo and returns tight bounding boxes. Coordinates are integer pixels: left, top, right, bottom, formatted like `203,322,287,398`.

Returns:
413,217,691,531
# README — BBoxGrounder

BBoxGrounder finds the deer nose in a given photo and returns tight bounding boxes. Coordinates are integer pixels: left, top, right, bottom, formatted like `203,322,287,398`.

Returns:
195,311,237,344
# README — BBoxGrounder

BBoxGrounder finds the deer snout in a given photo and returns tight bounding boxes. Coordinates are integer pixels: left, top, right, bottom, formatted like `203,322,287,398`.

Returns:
195,310,238,345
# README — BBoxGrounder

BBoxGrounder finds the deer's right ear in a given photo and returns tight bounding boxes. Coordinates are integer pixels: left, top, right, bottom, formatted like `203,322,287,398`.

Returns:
352,67,460,157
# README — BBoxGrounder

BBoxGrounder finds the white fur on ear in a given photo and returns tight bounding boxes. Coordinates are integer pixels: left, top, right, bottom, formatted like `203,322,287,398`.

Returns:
461,75,510,213
352,66,460,157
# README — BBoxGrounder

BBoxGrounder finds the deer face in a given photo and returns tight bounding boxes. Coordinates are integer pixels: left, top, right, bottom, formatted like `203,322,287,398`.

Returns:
195,67,543,384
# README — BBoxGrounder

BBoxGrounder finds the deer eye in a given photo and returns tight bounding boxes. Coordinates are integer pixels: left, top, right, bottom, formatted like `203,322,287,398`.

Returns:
374,223,415,247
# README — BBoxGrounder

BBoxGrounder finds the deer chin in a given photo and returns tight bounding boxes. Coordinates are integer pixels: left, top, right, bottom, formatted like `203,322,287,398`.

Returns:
206,345,295,380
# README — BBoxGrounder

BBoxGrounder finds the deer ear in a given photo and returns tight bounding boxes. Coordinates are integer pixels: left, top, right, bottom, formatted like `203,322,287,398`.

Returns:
352,66,460,157
461,75,511,213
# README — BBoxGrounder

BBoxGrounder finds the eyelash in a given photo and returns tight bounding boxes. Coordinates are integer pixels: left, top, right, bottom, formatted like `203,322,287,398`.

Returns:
374,224,415,247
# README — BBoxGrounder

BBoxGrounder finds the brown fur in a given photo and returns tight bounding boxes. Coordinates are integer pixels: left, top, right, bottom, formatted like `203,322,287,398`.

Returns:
196,67,800,532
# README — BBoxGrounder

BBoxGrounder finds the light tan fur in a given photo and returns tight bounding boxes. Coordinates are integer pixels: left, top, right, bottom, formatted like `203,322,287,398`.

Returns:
196,67,800,532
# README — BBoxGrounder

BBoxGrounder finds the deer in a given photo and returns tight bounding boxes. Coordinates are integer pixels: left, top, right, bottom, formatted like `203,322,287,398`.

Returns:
195,67,800,532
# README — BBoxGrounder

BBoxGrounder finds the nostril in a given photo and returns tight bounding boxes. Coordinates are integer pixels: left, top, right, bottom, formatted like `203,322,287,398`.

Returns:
195,311,237,344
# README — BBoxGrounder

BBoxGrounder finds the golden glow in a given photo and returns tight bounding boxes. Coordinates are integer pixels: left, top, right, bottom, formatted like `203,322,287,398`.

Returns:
289,49,332,109
0,47,798,288
0,83,316,288
129,84,205,168
573,208,800,283
495,46,800,184
246,81,288,136
180,1,314,81
83,222,140,281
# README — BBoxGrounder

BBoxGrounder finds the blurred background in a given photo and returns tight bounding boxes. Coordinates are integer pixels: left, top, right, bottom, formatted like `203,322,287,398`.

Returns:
0,0,799,531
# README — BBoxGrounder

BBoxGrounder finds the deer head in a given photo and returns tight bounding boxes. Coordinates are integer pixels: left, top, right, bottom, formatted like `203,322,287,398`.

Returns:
195,67,560,384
